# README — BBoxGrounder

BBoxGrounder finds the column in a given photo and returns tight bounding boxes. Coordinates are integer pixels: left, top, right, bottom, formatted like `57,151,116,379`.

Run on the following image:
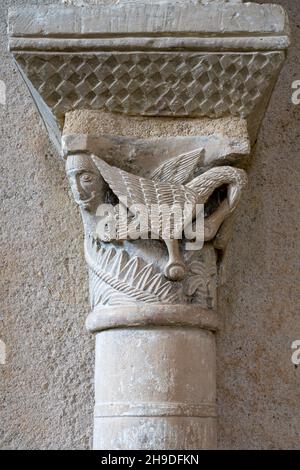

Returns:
8,0,290,450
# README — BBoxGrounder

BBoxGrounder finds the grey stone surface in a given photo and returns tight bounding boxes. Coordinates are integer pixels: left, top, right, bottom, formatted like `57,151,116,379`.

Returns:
1,0,300,450
93,328,217,450
9,2,288,36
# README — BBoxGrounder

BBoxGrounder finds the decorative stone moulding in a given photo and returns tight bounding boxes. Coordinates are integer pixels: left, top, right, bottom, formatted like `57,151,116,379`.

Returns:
9,1,289,450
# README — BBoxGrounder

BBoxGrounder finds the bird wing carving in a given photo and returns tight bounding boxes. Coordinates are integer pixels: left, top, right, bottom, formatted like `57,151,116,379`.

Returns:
151,148,205,185
91,155,198,239
91,155,147,208
91,155,197,212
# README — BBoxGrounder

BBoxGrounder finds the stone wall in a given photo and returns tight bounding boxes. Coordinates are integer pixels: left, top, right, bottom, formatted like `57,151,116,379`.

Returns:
1,0,299,449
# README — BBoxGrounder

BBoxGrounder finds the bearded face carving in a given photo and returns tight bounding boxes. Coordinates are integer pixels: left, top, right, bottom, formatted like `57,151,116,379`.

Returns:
66,154,105,213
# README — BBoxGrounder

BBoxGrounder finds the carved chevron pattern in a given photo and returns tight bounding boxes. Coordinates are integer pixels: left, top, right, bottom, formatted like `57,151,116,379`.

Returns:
15,52,284,118
85,241,181,306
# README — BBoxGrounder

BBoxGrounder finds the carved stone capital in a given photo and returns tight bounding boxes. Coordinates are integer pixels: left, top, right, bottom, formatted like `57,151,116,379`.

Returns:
62,122,249,331
9,0,289,450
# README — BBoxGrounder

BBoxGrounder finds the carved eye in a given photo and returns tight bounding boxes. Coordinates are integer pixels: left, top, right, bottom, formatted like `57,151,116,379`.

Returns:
81,174,93,183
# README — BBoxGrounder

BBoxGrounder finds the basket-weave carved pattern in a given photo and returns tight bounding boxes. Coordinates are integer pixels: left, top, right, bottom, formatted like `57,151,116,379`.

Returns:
16,52,284,118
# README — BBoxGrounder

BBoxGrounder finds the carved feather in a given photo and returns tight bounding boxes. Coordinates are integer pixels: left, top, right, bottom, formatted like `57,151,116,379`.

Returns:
91,156,247,244
187,166,248,206
151,148,205,184
91,155,197,238
91,155,196,212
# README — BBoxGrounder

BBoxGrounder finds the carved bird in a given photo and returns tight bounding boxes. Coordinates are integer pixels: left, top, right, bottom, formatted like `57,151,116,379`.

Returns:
91,154,247,281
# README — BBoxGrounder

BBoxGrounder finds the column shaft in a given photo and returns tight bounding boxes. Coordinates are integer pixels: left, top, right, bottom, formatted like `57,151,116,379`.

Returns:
93,327,217,450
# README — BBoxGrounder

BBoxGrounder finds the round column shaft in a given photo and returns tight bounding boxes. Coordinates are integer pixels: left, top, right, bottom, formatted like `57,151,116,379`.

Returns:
93,326,217,450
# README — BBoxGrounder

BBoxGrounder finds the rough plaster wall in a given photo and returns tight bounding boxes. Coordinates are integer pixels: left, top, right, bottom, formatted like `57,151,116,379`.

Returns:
217,0,300,449
0,0,97,450
0,0,299,450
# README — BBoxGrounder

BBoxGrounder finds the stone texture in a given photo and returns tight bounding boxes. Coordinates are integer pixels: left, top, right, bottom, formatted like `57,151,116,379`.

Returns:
63,110,249,141
1,0,299,451
0,0,96,451
9,2,288,37
10,0,289,54
217,0,300,449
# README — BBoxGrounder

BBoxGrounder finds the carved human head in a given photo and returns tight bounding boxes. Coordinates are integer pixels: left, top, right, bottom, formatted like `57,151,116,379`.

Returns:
66,153,105,212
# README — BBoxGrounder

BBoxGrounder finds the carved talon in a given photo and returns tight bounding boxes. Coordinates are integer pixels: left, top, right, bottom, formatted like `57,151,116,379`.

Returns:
164,261,186,282
163,239,186,281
